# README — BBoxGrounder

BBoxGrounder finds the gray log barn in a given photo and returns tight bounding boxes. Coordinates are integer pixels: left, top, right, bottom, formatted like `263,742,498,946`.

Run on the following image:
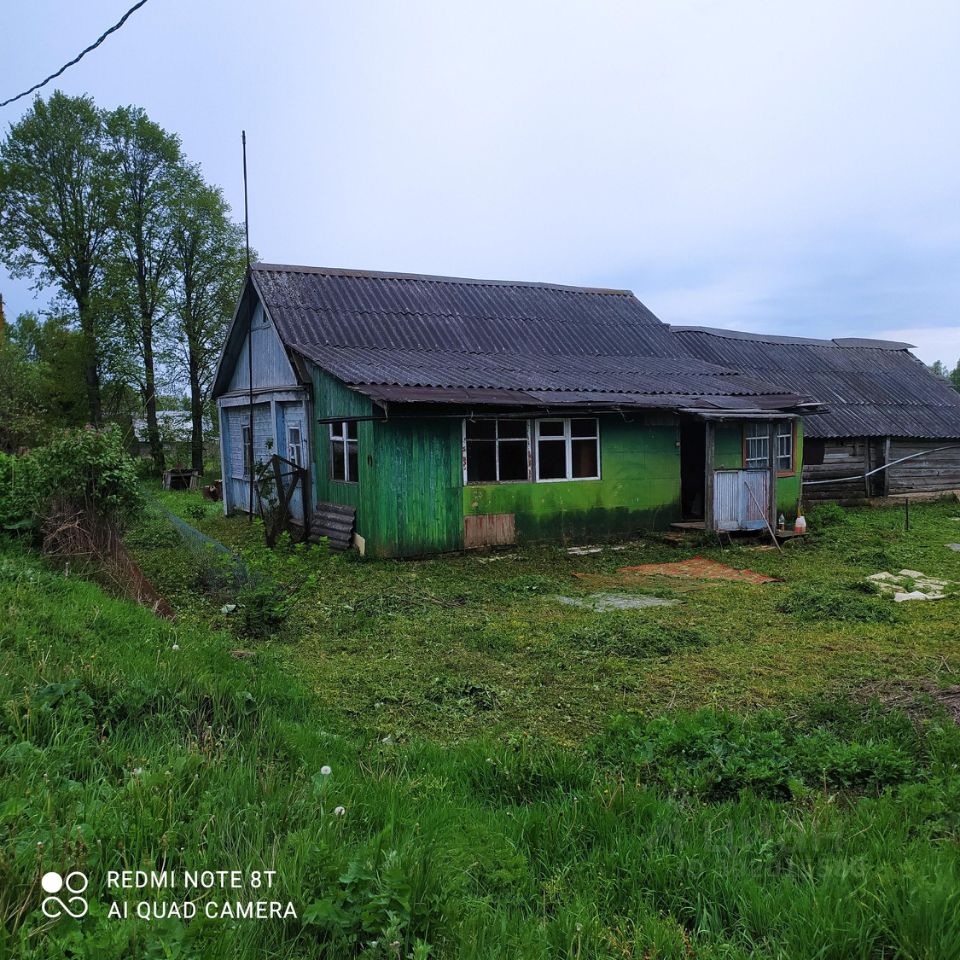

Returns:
672,327,960,502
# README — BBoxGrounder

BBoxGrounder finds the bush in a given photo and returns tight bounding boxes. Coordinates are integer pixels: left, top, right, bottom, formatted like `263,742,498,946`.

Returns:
0,426,141,533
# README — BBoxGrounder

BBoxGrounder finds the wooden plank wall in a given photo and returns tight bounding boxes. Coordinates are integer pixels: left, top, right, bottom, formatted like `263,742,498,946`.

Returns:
886,440,960,495
802,439,868,503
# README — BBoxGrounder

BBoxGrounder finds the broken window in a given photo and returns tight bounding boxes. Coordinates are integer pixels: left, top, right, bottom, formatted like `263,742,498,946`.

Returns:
330,421,358,483
535,418,600,481
464,419,530,483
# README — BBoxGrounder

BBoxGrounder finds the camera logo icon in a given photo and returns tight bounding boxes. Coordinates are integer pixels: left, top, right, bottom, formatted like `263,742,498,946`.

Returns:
41,871,89,919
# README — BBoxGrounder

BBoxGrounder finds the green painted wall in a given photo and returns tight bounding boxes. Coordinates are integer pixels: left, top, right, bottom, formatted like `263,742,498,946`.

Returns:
464,418,682,543
311,368,374,536
310,368,807,555
369,419,463,557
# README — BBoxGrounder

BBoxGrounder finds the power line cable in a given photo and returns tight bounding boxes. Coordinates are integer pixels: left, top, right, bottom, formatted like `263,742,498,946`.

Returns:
0,0,152,108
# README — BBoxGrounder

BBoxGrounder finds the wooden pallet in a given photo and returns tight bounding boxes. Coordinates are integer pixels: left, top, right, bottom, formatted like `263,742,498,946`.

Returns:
308,502,356,551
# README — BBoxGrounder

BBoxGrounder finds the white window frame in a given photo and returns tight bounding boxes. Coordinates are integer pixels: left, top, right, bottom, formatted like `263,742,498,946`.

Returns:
241,423,252,477
462,418,532,484
287,424,303,467
744,421,794,473
776,423,793,473
534,418,601,482
329,421,358,484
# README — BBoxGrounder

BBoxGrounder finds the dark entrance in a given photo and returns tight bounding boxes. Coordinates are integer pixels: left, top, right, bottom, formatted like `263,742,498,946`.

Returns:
680,420,706,519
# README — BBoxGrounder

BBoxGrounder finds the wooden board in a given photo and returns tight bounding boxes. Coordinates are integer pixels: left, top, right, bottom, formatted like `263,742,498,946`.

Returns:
464,513,516,549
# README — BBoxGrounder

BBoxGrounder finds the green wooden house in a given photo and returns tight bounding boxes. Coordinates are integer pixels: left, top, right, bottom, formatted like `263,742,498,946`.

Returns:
212,264,822,557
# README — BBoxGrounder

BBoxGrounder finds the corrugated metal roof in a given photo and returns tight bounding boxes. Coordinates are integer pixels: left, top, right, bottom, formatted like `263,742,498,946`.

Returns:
672,327,960,439
249,264,812,411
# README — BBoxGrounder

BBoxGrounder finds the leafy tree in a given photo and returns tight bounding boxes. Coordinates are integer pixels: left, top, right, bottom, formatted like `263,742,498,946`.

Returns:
0,330,47,451
168,170,247,473
929,360,948,378
9,310,89,426
951,361,960,392
103,106,185,472
0,92,117,424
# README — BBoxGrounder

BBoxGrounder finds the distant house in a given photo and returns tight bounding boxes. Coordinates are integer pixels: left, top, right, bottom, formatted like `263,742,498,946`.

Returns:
672,328,960,502
211,264,823,557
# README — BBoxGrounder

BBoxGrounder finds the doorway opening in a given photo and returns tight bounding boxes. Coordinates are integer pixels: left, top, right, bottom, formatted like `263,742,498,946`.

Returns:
680,420,706,520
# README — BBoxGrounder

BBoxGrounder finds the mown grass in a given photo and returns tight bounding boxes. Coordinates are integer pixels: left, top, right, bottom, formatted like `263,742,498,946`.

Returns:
133,487,960,745
4,532,960,958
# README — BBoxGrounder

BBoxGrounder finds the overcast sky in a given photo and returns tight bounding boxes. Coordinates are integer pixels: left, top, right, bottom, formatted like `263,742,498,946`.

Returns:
2,0,959,362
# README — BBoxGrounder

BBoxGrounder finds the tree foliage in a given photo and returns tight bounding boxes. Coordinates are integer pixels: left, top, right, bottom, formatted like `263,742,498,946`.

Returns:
0,92,247,472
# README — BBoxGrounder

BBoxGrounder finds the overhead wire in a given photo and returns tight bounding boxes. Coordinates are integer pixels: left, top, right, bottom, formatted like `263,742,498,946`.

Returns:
0,0,152,108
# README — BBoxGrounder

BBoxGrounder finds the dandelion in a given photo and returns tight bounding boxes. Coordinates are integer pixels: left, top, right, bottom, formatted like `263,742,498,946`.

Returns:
131,767,144,777
334,806,346,816
320,765,332,776
171,644,180,651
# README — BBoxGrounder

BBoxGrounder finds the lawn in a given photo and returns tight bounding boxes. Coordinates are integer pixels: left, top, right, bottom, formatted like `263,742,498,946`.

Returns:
133,487,960,745
2,493,960,958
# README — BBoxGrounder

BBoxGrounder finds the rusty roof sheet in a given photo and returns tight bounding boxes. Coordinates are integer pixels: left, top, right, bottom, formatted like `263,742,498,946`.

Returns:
672,326,960,439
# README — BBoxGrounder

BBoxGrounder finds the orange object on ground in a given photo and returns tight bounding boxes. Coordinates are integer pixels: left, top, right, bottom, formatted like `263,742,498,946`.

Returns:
608,555,780,585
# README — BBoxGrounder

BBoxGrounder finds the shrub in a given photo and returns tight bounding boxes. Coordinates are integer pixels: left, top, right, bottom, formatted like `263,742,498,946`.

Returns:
0,426,141,533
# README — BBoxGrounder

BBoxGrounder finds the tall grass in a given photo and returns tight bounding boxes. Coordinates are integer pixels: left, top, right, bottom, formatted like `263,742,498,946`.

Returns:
2,542,960,958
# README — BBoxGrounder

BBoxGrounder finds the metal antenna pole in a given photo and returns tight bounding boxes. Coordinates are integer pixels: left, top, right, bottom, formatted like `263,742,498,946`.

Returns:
243,131,254,520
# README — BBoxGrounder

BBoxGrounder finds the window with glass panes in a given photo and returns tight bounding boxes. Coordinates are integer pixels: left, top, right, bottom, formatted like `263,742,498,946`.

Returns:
464,419,530,482
329,421,358,482
535,418,600,481
744,422,793,472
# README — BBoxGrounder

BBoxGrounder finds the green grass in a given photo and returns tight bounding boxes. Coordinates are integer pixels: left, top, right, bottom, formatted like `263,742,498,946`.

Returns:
3,496,960,957
133,487,960,745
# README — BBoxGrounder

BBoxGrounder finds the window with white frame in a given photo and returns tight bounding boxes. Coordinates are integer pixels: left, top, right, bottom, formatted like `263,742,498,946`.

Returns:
287,425,303,466
464,419,530,482
241,424,252,476
535,418,600,481
776,423,793,472
330,421,358,482
744,422,793,472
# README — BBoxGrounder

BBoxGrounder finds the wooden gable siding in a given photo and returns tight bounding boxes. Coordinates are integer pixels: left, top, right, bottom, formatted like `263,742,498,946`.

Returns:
227,302,298,392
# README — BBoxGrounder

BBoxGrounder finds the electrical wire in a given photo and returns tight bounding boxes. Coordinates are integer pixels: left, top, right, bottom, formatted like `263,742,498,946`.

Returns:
0,0,152,108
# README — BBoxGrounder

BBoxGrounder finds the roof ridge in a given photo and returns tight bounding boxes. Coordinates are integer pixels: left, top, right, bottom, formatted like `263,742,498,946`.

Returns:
251,262,632,296
670,325,915,351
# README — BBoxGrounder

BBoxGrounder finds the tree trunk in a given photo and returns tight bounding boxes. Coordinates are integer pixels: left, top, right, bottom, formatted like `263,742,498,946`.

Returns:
77,292,102,426
141,318,165,472
189,355,204,475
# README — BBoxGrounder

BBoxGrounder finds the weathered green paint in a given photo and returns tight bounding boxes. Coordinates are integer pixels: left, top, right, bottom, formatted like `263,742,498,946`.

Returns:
464,418,682,542
311,367,374,533
368,418,463,557
310,369,807,555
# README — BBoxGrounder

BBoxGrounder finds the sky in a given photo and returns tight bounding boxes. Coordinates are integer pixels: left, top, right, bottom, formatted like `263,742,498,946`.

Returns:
1,0,959,363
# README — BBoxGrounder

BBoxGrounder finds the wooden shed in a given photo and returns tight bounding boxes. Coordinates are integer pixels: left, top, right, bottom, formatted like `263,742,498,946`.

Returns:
672,328,960,503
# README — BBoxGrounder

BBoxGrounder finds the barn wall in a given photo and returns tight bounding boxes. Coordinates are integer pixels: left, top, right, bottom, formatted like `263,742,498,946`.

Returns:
464,417,682,544
886,439,960,495
802,438,868,503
